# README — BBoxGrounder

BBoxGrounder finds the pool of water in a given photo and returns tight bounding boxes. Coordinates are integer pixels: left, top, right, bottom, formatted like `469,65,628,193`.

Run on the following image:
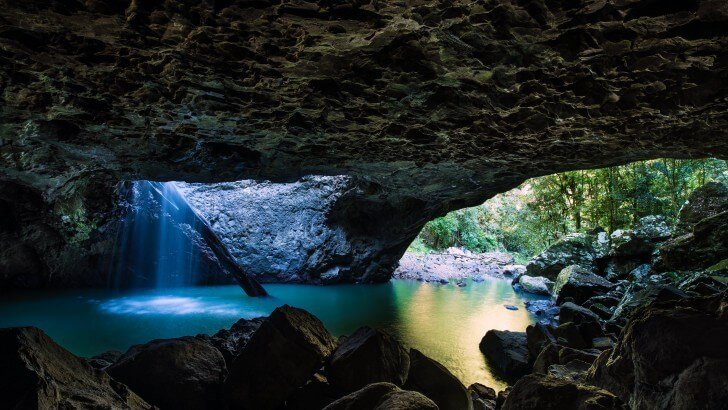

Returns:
0,278,546,390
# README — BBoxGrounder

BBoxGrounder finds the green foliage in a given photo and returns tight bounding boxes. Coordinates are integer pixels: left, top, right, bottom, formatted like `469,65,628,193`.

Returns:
411,158,727,257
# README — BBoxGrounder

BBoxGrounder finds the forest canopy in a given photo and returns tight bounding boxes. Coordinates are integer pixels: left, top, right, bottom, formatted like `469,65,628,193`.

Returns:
411,158,728,261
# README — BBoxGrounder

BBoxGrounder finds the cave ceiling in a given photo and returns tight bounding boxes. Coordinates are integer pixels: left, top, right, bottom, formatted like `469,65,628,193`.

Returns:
1,0,727,213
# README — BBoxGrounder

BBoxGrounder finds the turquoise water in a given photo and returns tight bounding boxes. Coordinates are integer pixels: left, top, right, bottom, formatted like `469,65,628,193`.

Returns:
0,279,545,390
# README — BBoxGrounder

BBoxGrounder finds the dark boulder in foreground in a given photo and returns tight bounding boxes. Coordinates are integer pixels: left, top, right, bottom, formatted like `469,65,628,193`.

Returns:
479,330,531,380
224,305,338,410
206,316,264,364
0,327,151,409
327,326,410,392
502,374,623,410
589,292,728,409
106,336,227,410
405,348,471,410
323,382,437,410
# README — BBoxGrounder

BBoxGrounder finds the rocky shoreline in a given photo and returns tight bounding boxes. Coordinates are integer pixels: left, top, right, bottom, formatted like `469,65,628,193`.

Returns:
2,183,727,409
393,249,525,284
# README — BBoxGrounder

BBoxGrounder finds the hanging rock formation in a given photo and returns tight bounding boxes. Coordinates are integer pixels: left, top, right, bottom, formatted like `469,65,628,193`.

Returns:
1,0,727,287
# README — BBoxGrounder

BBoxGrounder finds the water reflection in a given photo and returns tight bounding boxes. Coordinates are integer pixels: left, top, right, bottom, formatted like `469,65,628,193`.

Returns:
0,279,544,391
390,280,538,389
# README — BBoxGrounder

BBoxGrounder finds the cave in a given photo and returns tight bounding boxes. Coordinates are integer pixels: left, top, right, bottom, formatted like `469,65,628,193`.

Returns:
1,0,727,409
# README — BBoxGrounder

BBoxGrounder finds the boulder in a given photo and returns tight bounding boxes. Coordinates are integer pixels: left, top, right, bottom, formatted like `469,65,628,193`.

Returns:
552,265,614,305
502,374,623,410
87,349,122,370
662,210,728,271
405,349,471,410
610,282,688,323
0,327,151,409
207,316,264,364
479,330,531,380
518,275,554,295
224,305,338,410
627,264,652,282
633,215,671,242
673,182,728,236
323,382,438,410
603,258,643,281
533,343,601,376
559,302,602,325
589,292,728,409
327,326,410,392
469,383,497,410
525,323,557,358
662,182,728,271
107,336,227,410
468,383,496,401
525,300,560,326
525,233,609,280
285,373,341,410
610,229,654,258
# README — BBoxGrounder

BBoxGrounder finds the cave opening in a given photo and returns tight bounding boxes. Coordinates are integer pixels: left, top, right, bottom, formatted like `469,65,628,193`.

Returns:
2,0,728,406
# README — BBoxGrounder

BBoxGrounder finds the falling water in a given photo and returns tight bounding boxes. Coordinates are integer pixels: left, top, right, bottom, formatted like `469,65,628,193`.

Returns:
110,181,207,289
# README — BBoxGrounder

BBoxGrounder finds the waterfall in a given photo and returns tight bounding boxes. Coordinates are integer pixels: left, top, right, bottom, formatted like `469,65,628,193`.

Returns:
110,181,203,289
109,180,267,296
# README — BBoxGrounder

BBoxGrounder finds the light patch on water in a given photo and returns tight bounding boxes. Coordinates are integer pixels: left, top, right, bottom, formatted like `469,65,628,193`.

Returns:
97,296,243,316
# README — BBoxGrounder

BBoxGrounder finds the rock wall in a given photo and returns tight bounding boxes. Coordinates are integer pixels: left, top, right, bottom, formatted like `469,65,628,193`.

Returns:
178,176,415,283
1,0,728,288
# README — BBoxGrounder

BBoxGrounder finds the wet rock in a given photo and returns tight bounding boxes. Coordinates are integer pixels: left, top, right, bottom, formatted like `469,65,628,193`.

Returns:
524,299,560,325
224,305,337,410
517,275,554,295
0,327,151,409
503,264,527,278
323,383,437,410
502,374,623,410
327,327,410,392
405,349,471,410
525,233,609,280
207,316,264,364
107,336,227,410
479,330,531,380
589,293,728,409
553,265,614,305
